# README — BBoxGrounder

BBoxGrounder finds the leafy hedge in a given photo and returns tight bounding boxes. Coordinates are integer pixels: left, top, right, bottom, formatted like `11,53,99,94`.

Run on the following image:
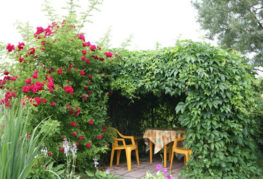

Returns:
108,41,261,178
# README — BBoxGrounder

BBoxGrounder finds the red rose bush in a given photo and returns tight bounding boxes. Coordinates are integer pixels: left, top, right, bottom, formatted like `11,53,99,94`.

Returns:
0,19,115,170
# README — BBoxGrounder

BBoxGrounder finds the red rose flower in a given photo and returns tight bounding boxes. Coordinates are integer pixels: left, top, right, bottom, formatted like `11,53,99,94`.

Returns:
66,104,71,109
102,125,107,132
81,56,86,61
90,45,96,51
32,71,38,79
89,120,94,125
19,56,24,62
105,52,113,58
25,78,32,84
47,68,54,73
35,27,45,34
97,135,103,140
41,98,47,103
76,142,79,146
33,97,41,106
62,136,66,140
86,59,90,64
47,81,55,93
48,152,53,156
3,71,9,75
26,135,31,139
72,132,77,137
79,136,84,140
6,43,15,52
18,42,25,51
28,48,35,55
50,101,56,106
78,34,85,41
71,121,77,127
86,143,91,148
22,86,29,93
88,74,92,79
115,53,118,57
63,86,74,95
82,94,87,100
82,42,91,47
82,50,87,55
88,81,91,85
80,71,85,75
57,67,63,74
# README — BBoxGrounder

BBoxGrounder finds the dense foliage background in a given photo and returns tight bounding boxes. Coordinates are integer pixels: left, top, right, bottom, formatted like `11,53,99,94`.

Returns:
107,41,262,178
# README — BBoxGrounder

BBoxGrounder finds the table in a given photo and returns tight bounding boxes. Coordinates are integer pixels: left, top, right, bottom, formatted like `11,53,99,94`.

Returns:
143,129,185,167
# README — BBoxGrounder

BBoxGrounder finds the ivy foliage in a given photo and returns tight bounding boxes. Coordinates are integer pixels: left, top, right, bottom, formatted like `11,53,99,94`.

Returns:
108,40,261,178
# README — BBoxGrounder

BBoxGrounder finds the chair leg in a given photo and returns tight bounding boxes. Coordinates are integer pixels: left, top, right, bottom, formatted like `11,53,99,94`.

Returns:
135,148,140,166
185,154,189,172
116,150,121,166
125,148,132,171
169,151,174,170
164,145,167,168
149,140,153,164
169,143,173,161
110,149,115,168
185,154,189,163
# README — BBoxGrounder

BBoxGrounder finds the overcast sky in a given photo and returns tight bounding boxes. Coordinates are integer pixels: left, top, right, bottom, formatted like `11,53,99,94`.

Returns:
0,0,213,50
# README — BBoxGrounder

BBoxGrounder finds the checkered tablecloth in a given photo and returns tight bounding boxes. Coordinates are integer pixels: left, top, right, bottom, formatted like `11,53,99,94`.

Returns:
143,129,184,154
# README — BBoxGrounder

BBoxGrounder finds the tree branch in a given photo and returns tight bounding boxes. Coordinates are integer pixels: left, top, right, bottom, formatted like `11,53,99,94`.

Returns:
249,7,263,31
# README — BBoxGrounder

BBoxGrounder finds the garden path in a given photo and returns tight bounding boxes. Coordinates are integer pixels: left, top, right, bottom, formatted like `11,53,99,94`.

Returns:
106,157,184,179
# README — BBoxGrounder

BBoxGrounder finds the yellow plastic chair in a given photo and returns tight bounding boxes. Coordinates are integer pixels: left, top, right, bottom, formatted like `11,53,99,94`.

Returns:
109,127,140,171
170,137,192,170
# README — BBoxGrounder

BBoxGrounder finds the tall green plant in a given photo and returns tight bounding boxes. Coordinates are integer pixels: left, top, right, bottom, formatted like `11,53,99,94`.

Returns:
0,101,48,179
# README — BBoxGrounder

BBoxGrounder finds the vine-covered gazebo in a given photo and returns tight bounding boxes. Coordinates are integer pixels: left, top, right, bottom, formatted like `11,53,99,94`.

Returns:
106,40,259,178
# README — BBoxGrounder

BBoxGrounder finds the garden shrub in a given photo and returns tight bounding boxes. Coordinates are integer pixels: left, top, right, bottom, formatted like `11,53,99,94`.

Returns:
108,41,261,178
0,18,116,171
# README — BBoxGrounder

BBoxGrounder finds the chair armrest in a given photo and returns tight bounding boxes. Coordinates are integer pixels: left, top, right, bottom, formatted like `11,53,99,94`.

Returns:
114,138,126,146
121,136,136,145
176,138,184,142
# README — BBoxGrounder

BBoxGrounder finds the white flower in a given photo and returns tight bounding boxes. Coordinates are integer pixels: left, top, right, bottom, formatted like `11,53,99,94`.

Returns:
41,147,48,156
63,138,70,157
71,143,77,159
93,158,99,168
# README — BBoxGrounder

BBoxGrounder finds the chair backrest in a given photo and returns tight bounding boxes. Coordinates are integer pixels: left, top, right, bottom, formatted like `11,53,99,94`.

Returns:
108,127,122,137
108,127,136,146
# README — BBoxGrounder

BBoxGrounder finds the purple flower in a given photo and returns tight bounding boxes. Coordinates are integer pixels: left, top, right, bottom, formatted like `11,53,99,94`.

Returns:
167,176,171,179
155,164,162,170
163,168,168,174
